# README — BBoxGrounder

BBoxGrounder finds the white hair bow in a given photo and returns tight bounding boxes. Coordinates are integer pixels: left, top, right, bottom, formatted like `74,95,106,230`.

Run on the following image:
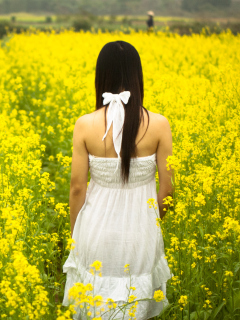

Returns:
102,91,131,172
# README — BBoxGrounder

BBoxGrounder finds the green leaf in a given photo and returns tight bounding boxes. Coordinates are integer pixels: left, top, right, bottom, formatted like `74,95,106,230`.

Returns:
204,311,211,320
200,310,211,320
211,301,226,319
234,290,240,312
47,302,55,307
190,311,198,320
198,226,204,239
234,262,240,275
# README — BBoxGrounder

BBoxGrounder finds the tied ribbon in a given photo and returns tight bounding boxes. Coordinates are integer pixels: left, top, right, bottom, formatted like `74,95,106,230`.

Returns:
102,91,131,172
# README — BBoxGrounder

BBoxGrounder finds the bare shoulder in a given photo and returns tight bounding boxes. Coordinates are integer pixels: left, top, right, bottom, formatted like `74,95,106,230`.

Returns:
147,111,171,133
76,108,104,125
150,112,172,162
73,113,93,140
75,112,95,129
75,112,92,125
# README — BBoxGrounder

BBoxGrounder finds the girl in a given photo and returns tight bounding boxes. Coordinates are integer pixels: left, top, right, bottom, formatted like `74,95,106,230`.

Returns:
62,40,173,320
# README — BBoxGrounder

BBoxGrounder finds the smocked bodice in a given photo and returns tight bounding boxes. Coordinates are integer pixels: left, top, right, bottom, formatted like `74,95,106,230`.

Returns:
89,153,157,189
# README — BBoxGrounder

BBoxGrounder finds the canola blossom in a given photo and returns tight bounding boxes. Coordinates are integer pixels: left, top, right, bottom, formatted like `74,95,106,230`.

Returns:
0,28,240,319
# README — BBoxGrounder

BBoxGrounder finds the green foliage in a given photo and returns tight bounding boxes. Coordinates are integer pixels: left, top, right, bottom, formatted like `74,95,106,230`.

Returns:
109,15,117,24
56,14,71,23
168,20,240,36
72,17,92,31
0,20,10,39
211,0,231,7
181,0,232,12
121,16,132,26
0,20,28,38
0,0,237,16
45,16,52,23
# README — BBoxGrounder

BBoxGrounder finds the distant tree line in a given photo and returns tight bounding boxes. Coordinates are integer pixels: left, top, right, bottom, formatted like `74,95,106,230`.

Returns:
0,0,154,14
0,0,79,14
181,0,232,12
0,0,233,14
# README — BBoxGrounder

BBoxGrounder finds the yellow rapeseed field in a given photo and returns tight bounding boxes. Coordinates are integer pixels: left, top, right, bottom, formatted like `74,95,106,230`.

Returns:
0,29,240,319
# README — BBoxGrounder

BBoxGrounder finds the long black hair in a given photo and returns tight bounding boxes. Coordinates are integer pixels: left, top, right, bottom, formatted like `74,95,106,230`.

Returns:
95,41,149,183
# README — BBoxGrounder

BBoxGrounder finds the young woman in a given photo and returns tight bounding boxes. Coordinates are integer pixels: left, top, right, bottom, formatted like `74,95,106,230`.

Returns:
62,41,173,320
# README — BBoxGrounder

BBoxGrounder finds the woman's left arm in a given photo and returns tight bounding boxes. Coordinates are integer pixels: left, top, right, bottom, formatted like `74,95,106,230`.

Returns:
69,116,89,237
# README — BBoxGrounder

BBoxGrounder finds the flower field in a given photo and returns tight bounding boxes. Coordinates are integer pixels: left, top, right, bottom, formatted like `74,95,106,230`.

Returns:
0,29,240,319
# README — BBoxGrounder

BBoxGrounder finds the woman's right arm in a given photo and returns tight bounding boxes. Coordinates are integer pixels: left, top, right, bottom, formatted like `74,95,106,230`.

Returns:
156,116,174,219
69,116,89,237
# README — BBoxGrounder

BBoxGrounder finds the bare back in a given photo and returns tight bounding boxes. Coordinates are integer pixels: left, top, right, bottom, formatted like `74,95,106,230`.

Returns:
82,106,167,158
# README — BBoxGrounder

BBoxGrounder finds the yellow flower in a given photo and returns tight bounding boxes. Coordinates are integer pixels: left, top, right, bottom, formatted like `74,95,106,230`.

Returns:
178,295,188,307
93,295,103,307
124,264,130,273
128,295,137,303
90,261,102,271
147,198,158,209
66,238,76,251
107,298,117,309
156,217,161,227
1,28,240,320
153,290,165,302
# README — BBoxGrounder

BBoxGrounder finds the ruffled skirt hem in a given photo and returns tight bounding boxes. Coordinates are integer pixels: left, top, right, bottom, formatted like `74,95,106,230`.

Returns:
62,256,173,320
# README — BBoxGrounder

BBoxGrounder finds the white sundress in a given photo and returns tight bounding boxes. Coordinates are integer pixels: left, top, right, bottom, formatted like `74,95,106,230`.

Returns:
62,153,173,319
62,91,172,319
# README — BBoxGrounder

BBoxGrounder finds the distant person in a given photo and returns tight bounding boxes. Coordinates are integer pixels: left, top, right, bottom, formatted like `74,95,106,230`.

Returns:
147,11,154,31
